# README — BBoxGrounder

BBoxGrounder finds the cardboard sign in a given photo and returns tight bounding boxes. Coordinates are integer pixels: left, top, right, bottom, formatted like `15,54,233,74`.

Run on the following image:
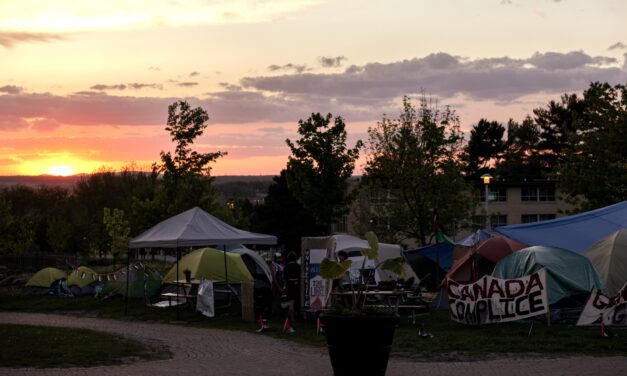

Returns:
576,283,627,326
303,248,329,312
447,269,549,325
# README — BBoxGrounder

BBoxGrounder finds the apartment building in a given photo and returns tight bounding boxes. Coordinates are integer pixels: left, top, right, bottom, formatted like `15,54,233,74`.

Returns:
480,179,573,227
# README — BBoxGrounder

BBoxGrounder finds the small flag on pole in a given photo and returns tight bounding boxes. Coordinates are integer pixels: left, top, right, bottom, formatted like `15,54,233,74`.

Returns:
316,317,324,335
283,318,295,334
256,317,270,333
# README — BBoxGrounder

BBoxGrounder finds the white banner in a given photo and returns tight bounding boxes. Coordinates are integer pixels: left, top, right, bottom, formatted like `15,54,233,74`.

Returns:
576,283,627,326
447,269,549,325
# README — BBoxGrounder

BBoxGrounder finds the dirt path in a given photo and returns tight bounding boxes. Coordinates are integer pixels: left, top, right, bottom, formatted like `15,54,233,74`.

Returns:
1,312,625,375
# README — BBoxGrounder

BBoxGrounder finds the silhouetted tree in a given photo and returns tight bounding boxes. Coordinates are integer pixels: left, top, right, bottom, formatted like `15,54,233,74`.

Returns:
362,96,474,246
285,113,362,233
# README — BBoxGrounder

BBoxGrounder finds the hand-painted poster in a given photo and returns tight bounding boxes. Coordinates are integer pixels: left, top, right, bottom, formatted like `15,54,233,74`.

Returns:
576,283,627,326
447,269,549,325
303,248,329,312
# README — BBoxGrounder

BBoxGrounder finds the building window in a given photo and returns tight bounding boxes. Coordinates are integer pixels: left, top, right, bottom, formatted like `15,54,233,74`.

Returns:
538,186,555,201
538,214,556,221
522,214,556,224
480,187,507,202
472,214,507,227
490,215,507,227
521,186,555,202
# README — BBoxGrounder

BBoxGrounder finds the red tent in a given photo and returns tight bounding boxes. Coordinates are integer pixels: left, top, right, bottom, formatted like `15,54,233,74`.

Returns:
446,236,527,283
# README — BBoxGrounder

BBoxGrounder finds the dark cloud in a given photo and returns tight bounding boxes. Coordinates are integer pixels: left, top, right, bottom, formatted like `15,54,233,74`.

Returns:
189,71,200,77
1,51,623,129
319,56,347,68
242,51,625,103
0,85,23,94
128,83,163,90
527,51,616,70
73,91,103,96
500,0,513,4
0,93,169,126
268,63,309,74
178,82,198,87
148,66,161,71
90,84,127,91
0,32,65,48
218,82,242,91
609,42,626,50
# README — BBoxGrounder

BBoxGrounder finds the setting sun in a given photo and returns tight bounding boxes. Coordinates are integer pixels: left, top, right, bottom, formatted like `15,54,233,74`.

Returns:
47,165,76,176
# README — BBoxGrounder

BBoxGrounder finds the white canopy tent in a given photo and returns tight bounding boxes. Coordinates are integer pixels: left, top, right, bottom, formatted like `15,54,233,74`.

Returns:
126,207,277,315
129,207,277,248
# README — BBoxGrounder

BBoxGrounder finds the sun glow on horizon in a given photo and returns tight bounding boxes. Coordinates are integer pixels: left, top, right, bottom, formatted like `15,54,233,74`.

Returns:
47,165,76,176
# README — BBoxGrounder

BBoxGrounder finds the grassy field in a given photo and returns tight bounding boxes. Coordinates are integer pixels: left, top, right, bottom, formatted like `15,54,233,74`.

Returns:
1,289,626,362
0,323,170,368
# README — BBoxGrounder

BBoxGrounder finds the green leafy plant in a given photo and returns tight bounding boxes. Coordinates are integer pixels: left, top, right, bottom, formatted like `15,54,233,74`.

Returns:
319,231,406,313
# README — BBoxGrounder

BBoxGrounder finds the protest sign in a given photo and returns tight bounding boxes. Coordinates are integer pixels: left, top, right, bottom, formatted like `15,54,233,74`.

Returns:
447,269,549,325
576,283,627,326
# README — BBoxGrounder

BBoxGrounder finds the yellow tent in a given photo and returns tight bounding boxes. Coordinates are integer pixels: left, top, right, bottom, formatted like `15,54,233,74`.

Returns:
163,247,254,284
26,267,66,287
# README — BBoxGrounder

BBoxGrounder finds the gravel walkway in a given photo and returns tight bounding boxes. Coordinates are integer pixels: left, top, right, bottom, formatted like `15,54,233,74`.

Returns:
1,312,625,375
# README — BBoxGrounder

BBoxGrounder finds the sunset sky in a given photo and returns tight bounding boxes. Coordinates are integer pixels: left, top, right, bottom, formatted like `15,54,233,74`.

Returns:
1,0,625,176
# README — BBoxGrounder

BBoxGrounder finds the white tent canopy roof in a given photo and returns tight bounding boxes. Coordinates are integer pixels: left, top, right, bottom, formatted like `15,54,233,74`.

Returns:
129,207,277,248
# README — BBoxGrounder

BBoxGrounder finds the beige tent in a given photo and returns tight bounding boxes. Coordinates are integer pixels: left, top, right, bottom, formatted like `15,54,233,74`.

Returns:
583,229,627,296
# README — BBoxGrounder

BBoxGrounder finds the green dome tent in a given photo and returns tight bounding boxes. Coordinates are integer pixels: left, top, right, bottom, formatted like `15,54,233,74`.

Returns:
26,267,66,288
67,266,99,288
163,247,254,284
99,264,162,298
492,245,605,304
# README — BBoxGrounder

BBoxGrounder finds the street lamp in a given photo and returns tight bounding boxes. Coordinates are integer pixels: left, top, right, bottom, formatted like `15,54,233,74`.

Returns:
480,173,493,230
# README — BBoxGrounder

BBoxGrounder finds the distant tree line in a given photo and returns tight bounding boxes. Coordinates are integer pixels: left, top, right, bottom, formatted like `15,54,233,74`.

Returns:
0,82,624,256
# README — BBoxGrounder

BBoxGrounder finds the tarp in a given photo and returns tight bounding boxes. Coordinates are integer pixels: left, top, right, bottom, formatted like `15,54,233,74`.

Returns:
404,243,455,271
494,200,627,253
583,229,627,296
26,267,66,288
404,243,454,291
456,230,495,247
403,253,446,291
446,236,527,283
492,246,605,304
129,207,277,248
163,247,254,284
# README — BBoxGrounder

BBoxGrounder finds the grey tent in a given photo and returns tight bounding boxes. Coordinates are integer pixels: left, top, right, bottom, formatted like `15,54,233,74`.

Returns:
583,229,627,296
129,207,277,248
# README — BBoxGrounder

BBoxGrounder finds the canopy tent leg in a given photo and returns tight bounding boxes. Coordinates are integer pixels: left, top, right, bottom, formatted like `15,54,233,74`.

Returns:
125,248,130,315
176,247,180,320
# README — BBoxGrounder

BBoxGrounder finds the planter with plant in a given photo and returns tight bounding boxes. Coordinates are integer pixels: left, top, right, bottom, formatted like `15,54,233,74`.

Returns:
319,232,406,376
